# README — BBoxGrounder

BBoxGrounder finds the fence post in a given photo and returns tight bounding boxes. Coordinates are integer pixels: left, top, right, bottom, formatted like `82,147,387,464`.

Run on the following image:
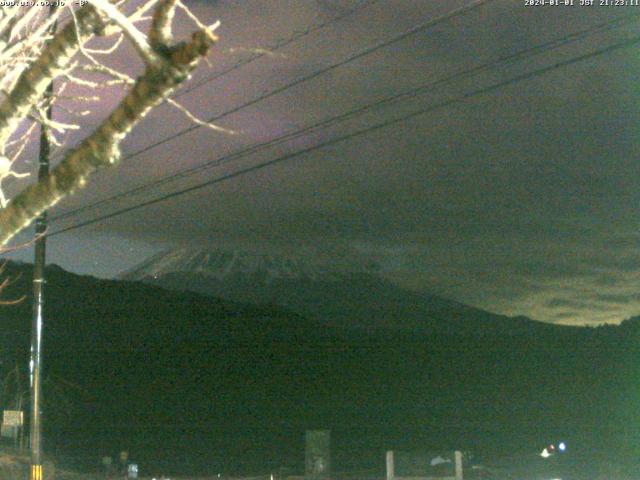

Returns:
385,451,394,480
454,451,463,480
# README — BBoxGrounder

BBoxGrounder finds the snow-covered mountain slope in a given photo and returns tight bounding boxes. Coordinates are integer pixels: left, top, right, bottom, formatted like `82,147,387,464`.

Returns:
119,246,545,334
118,245,380,282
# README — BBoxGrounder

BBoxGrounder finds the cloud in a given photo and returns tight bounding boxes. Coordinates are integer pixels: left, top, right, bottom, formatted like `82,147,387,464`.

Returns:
21,1,640,326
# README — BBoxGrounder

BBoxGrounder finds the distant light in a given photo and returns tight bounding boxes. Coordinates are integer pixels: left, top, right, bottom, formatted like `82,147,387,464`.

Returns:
540,448,551,458
558,442,566,451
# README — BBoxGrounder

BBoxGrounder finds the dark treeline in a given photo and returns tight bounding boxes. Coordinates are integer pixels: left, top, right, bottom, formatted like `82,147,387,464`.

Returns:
0,262,637,476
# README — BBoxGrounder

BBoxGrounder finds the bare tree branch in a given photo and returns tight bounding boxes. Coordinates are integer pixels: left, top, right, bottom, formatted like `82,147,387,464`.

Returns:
0,4,106,148
0,1,226,247
85,0,160,65
150,0,177,50
0,24,218,245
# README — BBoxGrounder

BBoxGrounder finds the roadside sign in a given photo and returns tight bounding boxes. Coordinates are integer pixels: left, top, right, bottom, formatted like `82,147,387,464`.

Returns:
2,410,23,427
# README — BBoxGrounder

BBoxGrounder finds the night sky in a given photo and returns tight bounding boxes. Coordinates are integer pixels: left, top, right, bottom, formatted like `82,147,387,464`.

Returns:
5,0,640,326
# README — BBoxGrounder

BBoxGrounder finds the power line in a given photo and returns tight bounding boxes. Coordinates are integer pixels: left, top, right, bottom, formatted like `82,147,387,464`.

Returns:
49,11,640,223
51,0,496,222
47,0,377,169
55,0,493,166
47,32,640,237
87,0,378,107
173,0,379,99
61,0,378,102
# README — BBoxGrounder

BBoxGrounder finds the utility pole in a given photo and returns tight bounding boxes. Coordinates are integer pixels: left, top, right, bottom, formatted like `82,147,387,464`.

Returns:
30,7,56,480
30,89,51,480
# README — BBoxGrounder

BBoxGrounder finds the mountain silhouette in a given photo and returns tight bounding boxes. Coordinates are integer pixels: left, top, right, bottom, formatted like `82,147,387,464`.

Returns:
0,261,637,478
120,247,554,335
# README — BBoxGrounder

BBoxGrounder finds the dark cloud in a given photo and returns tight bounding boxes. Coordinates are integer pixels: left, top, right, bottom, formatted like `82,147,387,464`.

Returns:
547,298,589,310
593,293,636,305
594,274,621,288
7,1,640,326
553,311,580,321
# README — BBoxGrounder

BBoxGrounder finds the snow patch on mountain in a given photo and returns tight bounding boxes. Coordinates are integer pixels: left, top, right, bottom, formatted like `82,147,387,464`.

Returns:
119,245,380,282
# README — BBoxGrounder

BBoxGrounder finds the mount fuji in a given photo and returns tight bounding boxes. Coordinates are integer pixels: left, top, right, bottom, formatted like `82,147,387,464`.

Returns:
119,246,549,335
